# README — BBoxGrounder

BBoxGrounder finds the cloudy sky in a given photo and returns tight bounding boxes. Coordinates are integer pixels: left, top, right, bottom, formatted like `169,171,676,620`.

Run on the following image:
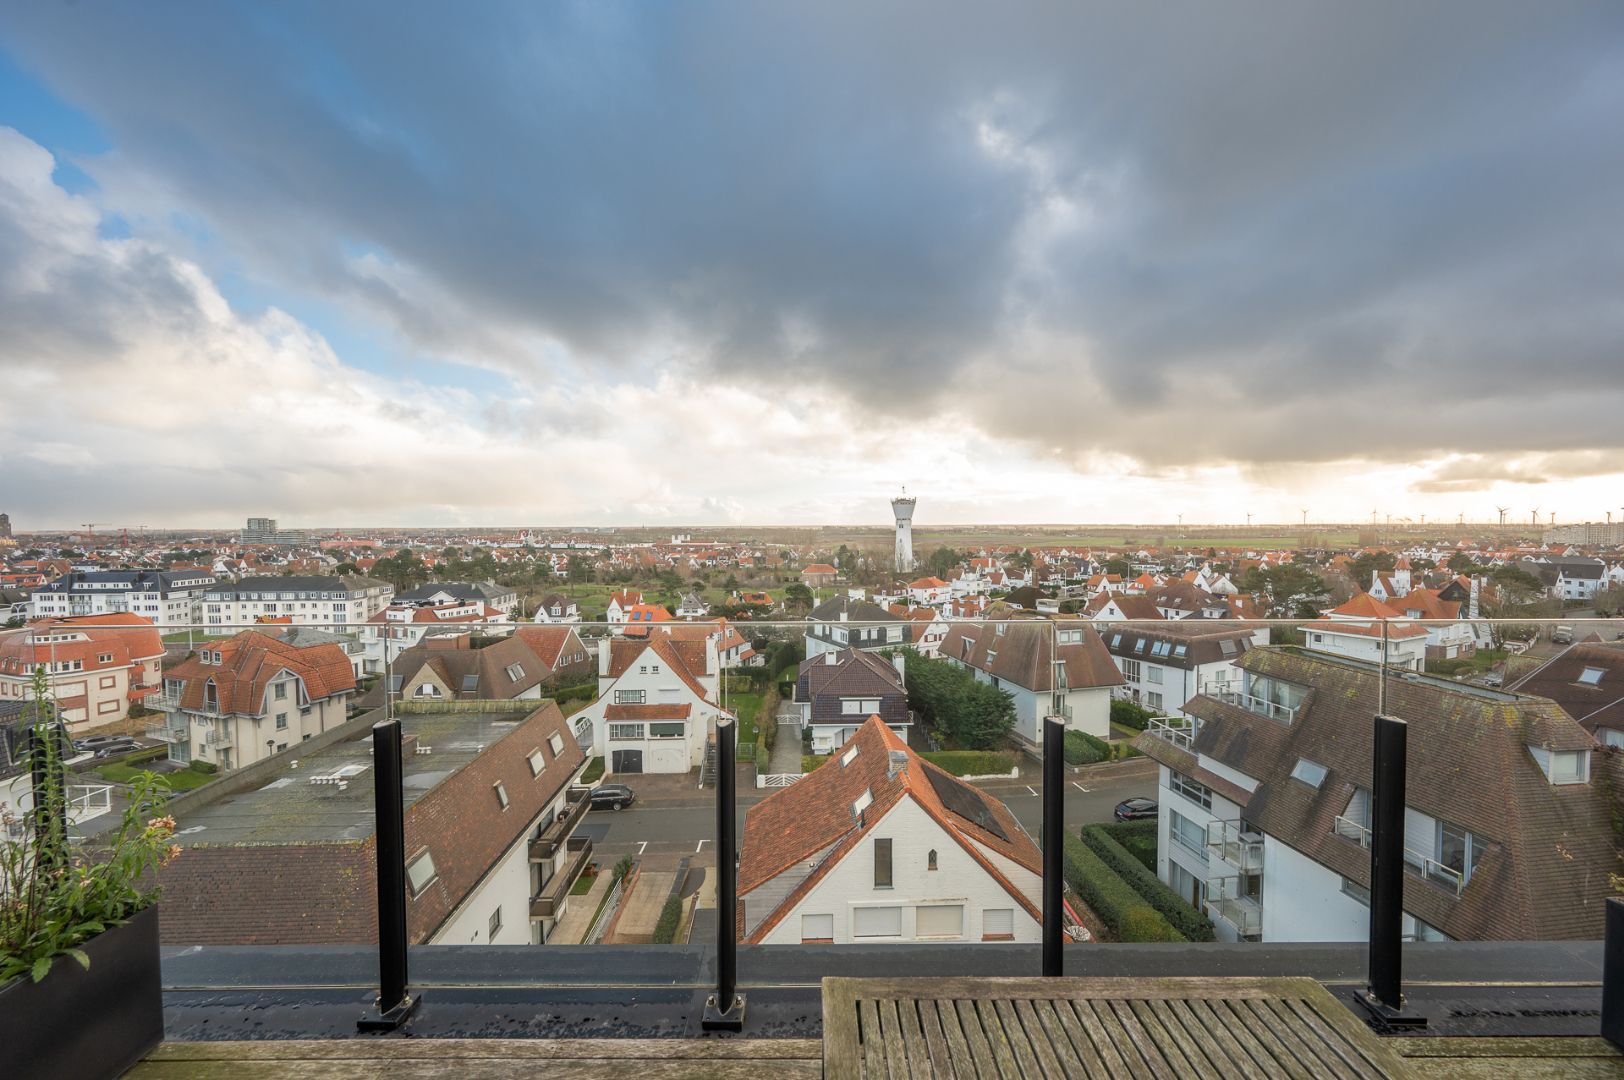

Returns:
2,3,1622,530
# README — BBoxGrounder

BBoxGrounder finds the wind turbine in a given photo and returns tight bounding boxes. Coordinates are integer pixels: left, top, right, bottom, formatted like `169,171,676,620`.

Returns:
1530,508,1539,527
1245,512,1252,528
1496,507,1509,526
1301,509,1309,527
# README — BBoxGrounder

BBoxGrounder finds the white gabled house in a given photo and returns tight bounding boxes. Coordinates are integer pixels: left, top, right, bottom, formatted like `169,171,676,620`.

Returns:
571,634,724,775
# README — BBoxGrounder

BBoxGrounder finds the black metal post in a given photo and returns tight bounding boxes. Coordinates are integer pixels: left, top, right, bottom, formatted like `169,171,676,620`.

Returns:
1604,897,1623,1050
1357,714,1425,1028
359,717,421,1031
703,717,746,1031
1042,714,1064,976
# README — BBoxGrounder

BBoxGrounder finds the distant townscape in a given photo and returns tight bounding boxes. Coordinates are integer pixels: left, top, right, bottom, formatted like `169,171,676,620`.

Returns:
2,496,1621,952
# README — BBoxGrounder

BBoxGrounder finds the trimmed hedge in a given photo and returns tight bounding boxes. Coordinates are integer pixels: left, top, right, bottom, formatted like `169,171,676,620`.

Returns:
1081,825,1215,941
917,750,1016,777
753,740,770,773
1098,819,1157,873
1062,833,1183,943
652,896,683,944
551,680,598,706
1110,698,1156,731
1063,730,1110,766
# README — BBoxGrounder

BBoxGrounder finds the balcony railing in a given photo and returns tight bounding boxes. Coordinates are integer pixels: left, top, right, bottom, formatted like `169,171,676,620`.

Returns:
145,723,188,743
1209,893,1264,937
1206,819,1264,872
530,834,593,919
206,728,233,747
1331,816,1468,896
1212,687,1299,723
1146,716,1197,749
529,793,589,862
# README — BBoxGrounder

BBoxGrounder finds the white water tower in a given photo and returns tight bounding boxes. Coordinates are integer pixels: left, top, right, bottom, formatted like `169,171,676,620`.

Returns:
892,490,917,573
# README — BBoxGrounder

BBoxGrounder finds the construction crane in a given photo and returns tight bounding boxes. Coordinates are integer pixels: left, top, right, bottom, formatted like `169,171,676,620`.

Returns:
79,523,108,537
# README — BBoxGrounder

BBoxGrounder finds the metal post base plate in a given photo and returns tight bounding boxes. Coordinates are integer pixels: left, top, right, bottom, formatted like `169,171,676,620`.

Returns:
358,991,422,1032
702,992,747,1032
1355,989,1427,1031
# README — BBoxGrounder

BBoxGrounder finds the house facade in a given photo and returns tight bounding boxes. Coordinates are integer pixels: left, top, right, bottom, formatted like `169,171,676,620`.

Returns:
795,649,910,754
1100,622,1257,718
938,618,1122,743
740,717,1042,945
572,635,724,774
805,595,908,658
0,614,165,729
29,570,219,626
199,576,393,631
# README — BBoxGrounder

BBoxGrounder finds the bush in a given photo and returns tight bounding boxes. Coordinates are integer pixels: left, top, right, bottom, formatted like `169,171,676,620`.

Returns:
1082,825,1215,941
753,740,770,774
1063,730,1110,766
778,679,795,698
1110,699,1155,731
802,754,829,774
904,653,1016,749
188,759,218,774
1098,820,1157,872
917,750,1015,777
1061,833,1183,943
652,896,684,944
1058,828,1188,941
552,680,598,706
612,855,634,884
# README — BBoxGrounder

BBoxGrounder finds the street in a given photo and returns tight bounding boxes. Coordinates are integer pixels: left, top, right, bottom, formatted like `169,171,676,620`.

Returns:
576,759,1158,861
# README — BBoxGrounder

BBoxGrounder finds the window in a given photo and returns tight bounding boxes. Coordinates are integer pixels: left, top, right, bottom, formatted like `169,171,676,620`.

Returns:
415,683,441,698
613,689,646,705
1121,659,1142,681
609,723,644,740
1169,771,1212,811
916,904,964,939
1146,692,1163,711
841,698,882,715
1170,809,1207,858
841,745,859,767
1146,666,1162,684
1578,667,1605,686
406,851,437,896
649,721,684,738
927,849,938,871
1436,820,1485,885
461,674,480,693
873,837,892,887
1172,644,1188,658
1341,877,1370,907
802,913,834,942
853,788,873,819
548,732,565,756
1550,749,1589,784
275,713,288,730
983,908,1014,940
1290,758,1328,789
97,652,113,663
853,906,901,938
488,907,502,939
1133,638,1147,654
493,782,509,809
275,683,287,700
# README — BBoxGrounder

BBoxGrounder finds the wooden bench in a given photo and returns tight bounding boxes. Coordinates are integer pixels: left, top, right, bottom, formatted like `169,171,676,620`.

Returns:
822,975,1416,1078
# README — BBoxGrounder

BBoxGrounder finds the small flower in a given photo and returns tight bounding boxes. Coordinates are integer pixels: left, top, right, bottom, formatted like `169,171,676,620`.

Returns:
163,844,182,865
147,815,177,834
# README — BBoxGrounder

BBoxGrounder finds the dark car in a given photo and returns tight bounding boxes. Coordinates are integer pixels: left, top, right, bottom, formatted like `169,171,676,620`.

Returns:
589,784,637,811
1113,797,1158,822
92,739,140,759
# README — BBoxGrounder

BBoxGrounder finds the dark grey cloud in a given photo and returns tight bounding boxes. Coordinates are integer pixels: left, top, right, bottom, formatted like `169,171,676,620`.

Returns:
4,2,1623,479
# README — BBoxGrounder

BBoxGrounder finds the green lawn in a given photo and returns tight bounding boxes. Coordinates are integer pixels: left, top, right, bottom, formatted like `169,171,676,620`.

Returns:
96,762,214,791
570,868,598,896
727,691,764,745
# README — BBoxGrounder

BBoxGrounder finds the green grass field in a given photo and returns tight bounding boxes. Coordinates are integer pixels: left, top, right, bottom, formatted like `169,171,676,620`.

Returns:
96,762,214,791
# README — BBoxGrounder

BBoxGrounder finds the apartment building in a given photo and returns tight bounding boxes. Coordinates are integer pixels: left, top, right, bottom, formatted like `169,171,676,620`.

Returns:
1298,594,1429,671
392,581,520,616
740,716,1041,944
1136,647,1620,944
29,570,218,626
572,634,724,774
1100,622,1257,717
0,614,165,728
358,593,512,671
151,630,356,771
794,648,910,754
155,702,590,946
938,618,1122,742
199,575,393,630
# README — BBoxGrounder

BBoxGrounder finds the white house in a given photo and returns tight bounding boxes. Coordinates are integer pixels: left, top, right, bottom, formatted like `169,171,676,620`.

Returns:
1299,594,1429,671
1099,623,1259,718
739,716,1042,944
29,570,218,627
532,594,582,624
571,634,724,775
938,618,1123,743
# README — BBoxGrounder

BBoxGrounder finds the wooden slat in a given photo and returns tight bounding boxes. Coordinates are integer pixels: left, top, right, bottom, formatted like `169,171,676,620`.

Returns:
1066,999,1140,1080
1186,998,1295,1079
1285,994,1396,1079
859,996,888,1080
972,998,1023,1080
1165,997,1250,1074
128,1061,820,1080
1026,998,1086,1076
1390,1036,1624,1059
1127,998,1206,1072
932,998,979,1080
989,997,1046,1080
1009,999,1066,1080
952,998,1003,1080
878,997,914,1080
914,997,959,1080
1213,998,1312,1080
896,998,932,1080
1254,997,1362,1080
1105,998,1177,1080
146,1039,824,1061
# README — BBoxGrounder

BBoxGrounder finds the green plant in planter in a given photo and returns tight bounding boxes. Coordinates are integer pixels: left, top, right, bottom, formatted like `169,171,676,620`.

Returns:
0,667,178,985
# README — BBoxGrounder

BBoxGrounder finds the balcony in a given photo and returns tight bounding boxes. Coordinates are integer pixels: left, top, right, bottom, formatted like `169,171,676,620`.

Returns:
1146,715,1197,749
1331,816,1469,896
1211,686,1299,723
528,792,589,862
1209,892,1265,936
1205,819,1264,872
205,728,234,748
530,834,592,919
145,723,188,743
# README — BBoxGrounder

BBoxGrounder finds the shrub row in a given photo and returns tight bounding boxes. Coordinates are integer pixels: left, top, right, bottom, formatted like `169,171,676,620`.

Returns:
1109,698,1156,732
753,740,770,774
1061,833,1183,943
1097,819,1157,873
1081,825,1215,941
652,896,683,944
551,680,598,705
1063,730,1110,765
917,750,1016,777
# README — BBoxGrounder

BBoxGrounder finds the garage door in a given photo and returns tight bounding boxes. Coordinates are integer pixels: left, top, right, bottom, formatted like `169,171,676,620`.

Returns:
646,743,689,773
612,749,643,774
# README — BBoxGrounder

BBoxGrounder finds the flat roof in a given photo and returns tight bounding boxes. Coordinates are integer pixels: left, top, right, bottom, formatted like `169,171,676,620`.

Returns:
172,708,534,847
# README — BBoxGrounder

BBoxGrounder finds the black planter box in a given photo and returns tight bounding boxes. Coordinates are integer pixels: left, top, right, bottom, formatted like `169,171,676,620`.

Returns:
1606,896,1623,1051
0,905,163,1080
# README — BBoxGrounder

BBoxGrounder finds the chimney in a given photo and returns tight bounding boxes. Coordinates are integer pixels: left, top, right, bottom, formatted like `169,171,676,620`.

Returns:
892,652,906,682
1469,575,1480,620
887,749,908,780
825,651,837,665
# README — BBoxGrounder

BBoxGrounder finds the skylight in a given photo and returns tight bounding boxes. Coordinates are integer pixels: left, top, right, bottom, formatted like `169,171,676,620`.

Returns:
852,788,873,818
1578,667,1605,686
841,744,859,767
1290,758,1328,789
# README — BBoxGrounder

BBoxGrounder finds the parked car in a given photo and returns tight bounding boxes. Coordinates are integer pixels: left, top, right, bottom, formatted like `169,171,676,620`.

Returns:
1552,625,1575,645
1112,797,1158,822
1478,670,1504,688
74,735,130,752
91,739,140,759
589,784,637,811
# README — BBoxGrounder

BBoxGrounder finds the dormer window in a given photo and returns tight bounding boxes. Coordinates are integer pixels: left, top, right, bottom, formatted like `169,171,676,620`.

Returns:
1538,747,1590,785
